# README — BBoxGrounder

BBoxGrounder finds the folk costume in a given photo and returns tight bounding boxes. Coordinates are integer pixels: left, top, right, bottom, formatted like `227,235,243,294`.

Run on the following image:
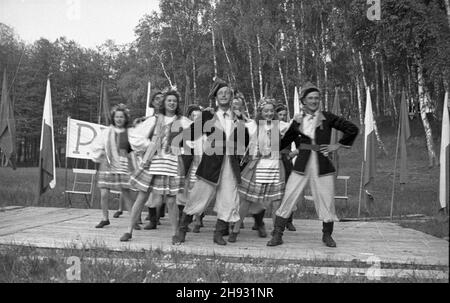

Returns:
229,110,290,242
129,114,191,197
91,126,134,191
268,82,359,248
173,78,250,246
90,109,135,229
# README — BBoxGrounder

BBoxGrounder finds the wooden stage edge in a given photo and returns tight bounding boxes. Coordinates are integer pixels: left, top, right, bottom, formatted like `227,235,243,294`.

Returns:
0,206,448,269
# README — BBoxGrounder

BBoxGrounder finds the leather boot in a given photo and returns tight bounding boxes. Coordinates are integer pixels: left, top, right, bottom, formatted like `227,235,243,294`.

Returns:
228,230,239,243
144,207,158,230
178,205,191,232
252,214,258,231
286,213,296,231
254,210,267,238
172,213,193,244
322,222,337,248
159,202,166,218
199,212,205,227
213,220,228,246
267,216,288,247
177,205,184,223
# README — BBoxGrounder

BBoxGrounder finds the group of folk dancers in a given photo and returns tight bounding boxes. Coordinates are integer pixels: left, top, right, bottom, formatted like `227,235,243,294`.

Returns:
90,78,359,248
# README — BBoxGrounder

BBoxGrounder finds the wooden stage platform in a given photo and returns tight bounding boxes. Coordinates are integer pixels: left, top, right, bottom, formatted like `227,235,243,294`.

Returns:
0,206,448,269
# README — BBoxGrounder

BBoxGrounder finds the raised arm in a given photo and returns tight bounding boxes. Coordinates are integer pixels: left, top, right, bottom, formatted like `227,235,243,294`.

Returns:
128,116,157,152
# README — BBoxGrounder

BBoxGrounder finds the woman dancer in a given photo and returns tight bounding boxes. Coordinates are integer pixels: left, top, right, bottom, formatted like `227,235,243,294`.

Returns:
91,104,135,228
228,99,287,242
120,89,191,241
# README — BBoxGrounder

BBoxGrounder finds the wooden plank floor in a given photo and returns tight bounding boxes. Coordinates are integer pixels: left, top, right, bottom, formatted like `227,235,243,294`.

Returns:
0,206,448,267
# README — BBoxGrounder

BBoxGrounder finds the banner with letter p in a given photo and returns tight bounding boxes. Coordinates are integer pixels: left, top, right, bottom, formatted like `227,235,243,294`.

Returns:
66,117,107,160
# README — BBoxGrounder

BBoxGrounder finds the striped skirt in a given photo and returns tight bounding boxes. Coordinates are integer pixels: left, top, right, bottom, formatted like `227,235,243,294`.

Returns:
130,155,185,196
239,159,286,207
97,156,132,191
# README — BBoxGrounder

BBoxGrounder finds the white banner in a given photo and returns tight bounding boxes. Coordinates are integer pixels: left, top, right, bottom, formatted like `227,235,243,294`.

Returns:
66,117,107,160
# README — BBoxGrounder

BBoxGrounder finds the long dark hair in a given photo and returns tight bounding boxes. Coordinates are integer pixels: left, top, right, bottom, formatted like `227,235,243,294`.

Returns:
159,90,183,117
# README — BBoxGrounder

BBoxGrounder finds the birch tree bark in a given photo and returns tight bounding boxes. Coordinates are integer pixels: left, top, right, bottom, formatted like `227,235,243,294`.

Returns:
289,0,302,86
278,59,290,119
221,34,236,85
444,0,450,28
248,44,257,117
256,33,264,99
417,58,438,167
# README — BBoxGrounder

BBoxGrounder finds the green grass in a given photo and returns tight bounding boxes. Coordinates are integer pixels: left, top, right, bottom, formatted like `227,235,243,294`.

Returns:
0,245,447,283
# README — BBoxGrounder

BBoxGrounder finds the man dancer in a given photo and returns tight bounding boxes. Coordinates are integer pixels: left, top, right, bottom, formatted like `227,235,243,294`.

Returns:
275,104,297,232
173,78,249,246
267,82,358,248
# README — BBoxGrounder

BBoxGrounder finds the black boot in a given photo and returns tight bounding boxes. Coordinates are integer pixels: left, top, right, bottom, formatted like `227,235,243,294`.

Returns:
178,205,191,232
213,220,228,246
252,214,258,230
254,210,267,238
322,222,337,248
177,205,184,224
172,213,193,244
223,223,230,236
286,213,296,231
199,213,205,227
159,202,166,218
144,207,158,230
145,208,151,221
267,216,288,247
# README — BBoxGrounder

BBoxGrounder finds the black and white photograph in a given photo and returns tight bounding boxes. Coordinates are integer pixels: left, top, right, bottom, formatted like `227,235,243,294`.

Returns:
0,0,449,286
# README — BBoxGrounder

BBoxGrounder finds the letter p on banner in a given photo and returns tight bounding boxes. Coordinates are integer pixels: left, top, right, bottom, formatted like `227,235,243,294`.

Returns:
66,256,81,281
367,0,381,21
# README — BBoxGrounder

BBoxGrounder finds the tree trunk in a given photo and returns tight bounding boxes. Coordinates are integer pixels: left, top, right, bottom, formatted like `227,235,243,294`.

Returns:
300,0,306,82
221,34,236,85
407,61,413,115
374,55,380,116
248,44,257,117
291,0,302,86
159,55,173,88
211,28,218,78
192,53,197,103
417,58,438,167
387,73,397,123
355,74,364,132
380,56,387,116
444,0,450,28
256,33,264,99
320,14,328,111
278,59,290,119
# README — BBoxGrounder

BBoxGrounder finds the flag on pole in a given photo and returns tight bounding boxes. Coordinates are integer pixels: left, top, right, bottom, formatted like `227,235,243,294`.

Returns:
38,79,56,195
330,88,342,174
439,91,449,209
0,69,17,169
363,88,376,199
145,81,152,117
293,86,301,115
98,81,111,125
291,87,302,164
399,90,411,184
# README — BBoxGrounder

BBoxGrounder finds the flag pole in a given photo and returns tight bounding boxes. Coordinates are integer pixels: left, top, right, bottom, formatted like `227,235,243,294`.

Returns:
64,116,70,207
358,161,364,218
98,80,103,124
390,117,401,220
